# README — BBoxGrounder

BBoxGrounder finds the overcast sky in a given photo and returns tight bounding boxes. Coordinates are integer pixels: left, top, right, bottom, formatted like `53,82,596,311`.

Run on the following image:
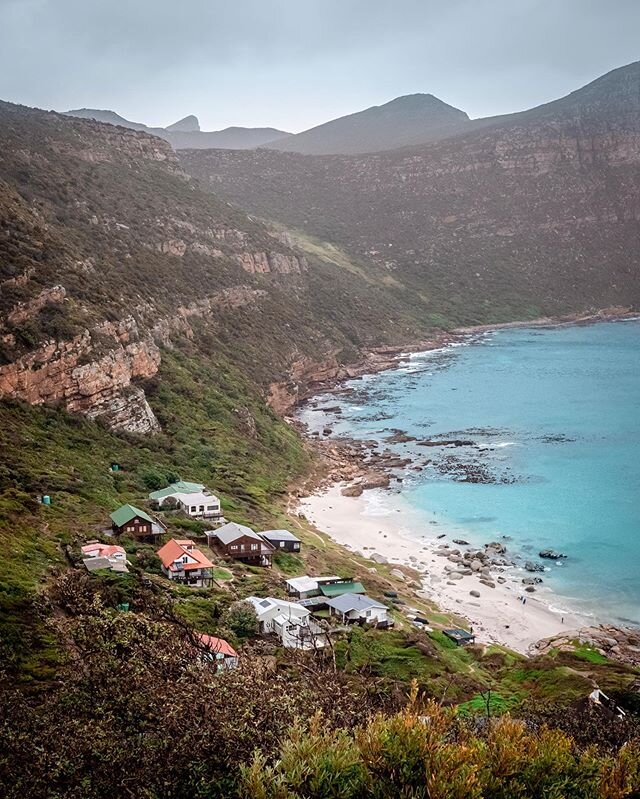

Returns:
0,0,638,133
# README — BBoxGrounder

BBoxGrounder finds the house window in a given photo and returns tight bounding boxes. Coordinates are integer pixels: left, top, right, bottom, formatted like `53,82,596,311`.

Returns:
230,545,238,550
199,505,204,512
279,541,285,548
182,556,189,563
366,610,372,617
240,544,245,551
251,543,258,551
190,506,197,513
293,543,300,550
126,525,134,532
206,505,215,511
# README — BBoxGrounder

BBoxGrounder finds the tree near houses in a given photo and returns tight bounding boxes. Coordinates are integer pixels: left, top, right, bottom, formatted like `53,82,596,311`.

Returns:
223,600,259,640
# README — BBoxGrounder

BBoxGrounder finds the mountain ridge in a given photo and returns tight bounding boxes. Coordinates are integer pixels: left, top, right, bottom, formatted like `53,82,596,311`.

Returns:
264,92,472,155
65,107,290,150
181,60,640,327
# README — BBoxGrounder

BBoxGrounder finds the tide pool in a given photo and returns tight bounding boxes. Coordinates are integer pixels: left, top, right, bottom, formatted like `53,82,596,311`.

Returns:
301,320,640,625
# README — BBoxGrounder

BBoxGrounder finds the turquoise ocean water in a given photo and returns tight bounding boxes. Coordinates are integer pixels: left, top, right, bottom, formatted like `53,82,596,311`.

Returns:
302,321,640,625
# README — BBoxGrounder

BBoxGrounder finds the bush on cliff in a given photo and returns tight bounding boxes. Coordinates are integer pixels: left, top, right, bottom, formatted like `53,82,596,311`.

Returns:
241,696,640,799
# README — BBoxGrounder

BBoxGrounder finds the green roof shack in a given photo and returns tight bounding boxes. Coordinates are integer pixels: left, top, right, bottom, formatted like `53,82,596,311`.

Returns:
319,580,366,599
443,628,476,647
148,481,205,506
110,504,160,541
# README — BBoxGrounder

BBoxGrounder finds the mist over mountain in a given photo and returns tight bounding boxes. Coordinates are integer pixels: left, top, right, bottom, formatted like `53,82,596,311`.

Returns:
182,61,640,323
265,93,472,155
65,107,290,150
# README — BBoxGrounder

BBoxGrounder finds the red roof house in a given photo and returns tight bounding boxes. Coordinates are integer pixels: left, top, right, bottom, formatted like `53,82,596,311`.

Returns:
157,539,214,587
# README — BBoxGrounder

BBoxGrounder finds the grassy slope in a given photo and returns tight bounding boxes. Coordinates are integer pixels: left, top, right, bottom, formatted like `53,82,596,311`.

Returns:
0,103,637,712
1,359,636,706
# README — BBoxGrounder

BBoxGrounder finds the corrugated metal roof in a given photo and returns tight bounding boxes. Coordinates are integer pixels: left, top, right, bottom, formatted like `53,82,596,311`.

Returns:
110,503,154,528
260,529,301,543
148,480,205,500
325,593,386,614
214,522,262,545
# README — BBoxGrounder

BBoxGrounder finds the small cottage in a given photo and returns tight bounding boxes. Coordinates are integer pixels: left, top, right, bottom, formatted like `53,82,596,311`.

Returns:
259,529,301,552
285,575,363,600
83,556,129,573
247,596,325,649
148,481,223,519
172,491,223,519
157,539,214,587
442,628,476,647
318,579,366,599
81,542,127,562
149,480,206,506
197,633,238,670
208,522,275,567
325,593,390,627
82,542,129,574
110,504,161,541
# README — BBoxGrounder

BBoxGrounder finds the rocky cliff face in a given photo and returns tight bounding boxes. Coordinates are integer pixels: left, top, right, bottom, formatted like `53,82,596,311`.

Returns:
0,102,334,432
181,61,640,323
0,317,161,433
0,100,427,432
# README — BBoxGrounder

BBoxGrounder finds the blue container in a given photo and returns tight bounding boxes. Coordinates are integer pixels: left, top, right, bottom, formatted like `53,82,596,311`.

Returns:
42,495,51,505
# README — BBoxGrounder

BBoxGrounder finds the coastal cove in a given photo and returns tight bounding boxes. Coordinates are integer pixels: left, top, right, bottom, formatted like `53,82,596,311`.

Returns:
297,319,640,651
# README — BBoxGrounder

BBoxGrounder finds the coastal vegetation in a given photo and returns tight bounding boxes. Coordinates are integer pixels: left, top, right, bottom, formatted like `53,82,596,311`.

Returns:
1,66,640,797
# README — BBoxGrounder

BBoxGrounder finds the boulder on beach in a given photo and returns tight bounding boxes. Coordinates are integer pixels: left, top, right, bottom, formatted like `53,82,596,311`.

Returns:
391,568,406,581
470,559,483,571
522,576,543,585
525,586,536,593
369,552,389,564
360,472,391,490
341,484,363,497
470,590,481,598
448,572,464,580
525,561,545,573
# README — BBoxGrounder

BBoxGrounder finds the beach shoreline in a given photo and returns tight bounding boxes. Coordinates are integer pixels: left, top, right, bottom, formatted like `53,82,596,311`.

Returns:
292,313,640,655
298,484,590,654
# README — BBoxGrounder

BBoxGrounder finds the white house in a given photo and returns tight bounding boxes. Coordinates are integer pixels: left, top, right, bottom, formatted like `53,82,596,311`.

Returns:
325,593,390,627
172,491,222,519
148,480,223,520
246,596,325,649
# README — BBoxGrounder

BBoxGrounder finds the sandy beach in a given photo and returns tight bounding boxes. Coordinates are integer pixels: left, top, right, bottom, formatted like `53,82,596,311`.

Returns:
299,483,590,654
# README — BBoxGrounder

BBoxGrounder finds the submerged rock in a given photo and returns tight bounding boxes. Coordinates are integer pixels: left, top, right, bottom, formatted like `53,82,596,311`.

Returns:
525,561,545,573
539,549,567,560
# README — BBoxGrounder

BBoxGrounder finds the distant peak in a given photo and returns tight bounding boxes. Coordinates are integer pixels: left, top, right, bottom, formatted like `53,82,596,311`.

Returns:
381,93,469,116
166,114,200,132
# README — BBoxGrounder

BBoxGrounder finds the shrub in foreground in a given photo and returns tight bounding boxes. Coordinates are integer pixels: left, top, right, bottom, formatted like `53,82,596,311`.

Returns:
242,696,640,799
